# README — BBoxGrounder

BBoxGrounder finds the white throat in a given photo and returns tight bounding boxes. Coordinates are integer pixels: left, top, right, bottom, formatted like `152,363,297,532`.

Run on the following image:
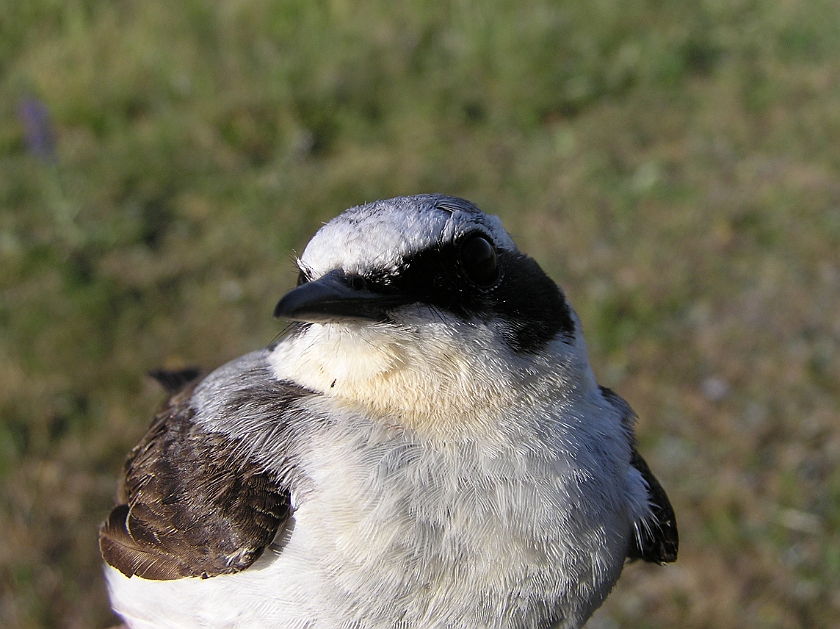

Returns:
268,314,597,440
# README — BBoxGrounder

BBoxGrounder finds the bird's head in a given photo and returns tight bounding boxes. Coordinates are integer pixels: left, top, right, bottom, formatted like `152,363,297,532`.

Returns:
270,195,598,437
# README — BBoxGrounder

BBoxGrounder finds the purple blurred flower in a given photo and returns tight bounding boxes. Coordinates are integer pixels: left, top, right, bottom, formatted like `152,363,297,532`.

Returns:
18,97,57,163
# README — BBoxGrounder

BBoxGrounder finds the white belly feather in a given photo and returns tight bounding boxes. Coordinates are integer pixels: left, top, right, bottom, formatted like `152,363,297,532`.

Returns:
107,400,639,629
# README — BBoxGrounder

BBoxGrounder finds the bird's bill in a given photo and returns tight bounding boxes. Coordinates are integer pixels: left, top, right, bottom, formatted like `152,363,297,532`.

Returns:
273,269,407,323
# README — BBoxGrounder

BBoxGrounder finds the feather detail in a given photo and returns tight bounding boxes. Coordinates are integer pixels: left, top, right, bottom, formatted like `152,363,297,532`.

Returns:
148,368,202,394
599,386,678,565
628,448,679,564
99,379,292,580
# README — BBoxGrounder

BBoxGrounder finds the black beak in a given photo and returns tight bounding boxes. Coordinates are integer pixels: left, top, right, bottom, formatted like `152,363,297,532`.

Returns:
273,269,407,323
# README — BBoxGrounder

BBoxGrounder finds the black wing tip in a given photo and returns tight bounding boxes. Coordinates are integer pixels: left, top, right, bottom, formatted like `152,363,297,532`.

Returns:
629,512,679,565
600,388,680,565
629,449,680,565
148,368,202,394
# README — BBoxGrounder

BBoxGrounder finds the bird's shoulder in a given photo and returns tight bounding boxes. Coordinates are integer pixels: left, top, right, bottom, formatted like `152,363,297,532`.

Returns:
599,386,679,565
100,351,311,581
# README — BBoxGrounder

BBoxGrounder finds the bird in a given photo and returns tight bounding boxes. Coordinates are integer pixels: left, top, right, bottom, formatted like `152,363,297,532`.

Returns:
99,194,677,629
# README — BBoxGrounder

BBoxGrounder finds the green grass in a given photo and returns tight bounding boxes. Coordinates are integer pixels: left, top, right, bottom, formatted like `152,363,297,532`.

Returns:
2,1,839,627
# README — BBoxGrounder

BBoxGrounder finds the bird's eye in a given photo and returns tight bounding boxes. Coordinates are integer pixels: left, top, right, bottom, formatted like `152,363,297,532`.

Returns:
297,270,309,286
460,234,498,287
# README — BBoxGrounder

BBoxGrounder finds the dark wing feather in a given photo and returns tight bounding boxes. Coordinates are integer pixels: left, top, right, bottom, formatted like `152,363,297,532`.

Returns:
99,381,292,580
599,386,679,565
147,367,202,394
100,504,190,580
627,448,679,564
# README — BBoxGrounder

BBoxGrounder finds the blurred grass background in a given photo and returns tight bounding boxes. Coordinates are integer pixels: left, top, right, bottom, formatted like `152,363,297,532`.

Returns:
1,0,839,627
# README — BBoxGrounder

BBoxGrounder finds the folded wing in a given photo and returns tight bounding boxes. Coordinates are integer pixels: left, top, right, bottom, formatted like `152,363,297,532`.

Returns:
100,377,292,580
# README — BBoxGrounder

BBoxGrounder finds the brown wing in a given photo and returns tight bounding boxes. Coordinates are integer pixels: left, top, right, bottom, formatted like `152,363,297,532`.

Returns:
99,382,291,580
